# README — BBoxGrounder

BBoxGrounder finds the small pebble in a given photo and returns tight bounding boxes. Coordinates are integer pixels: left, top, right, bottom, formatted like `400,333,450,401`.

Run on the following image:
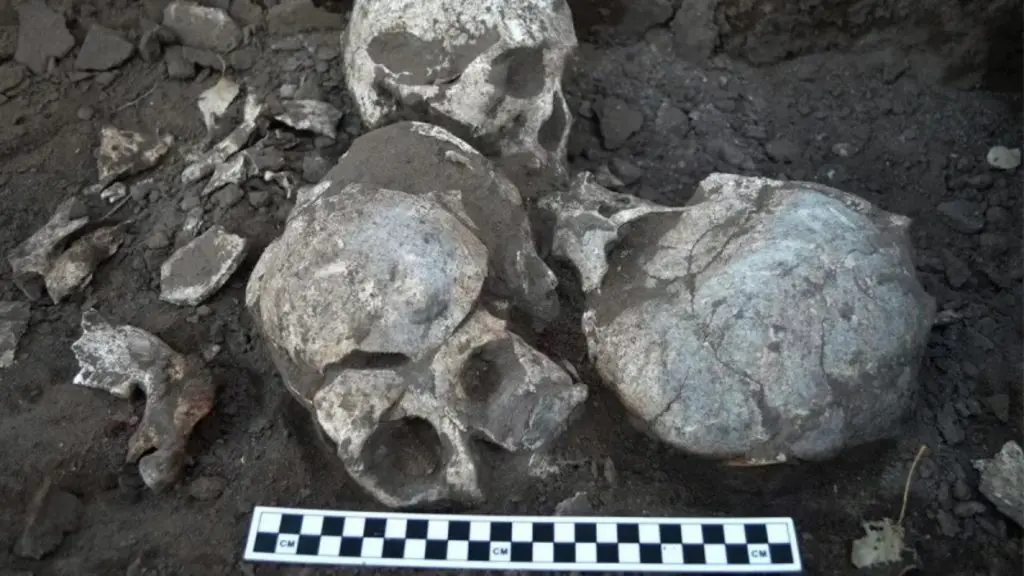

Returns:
986,146,1021,171
187,476,226,501
76,106,95,121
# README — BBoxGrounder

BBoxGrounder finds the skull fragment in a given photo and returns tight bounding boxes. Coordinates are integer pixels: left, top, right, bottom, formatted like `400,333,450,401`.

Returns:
342,0,577,184
247,128,586,507
540,172,936,465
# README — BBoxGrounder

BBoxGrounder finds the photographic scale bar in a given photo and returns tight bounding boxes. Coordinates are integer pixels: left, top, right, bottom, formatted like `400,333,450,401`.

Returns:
244,506,803,573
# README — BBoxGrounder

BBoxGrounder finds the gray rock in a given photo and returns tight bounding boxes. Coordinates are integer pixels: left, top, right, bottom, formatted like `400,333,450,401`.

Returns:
610,158,644,185
162,0,241,53
983,394,1010,422
160,225,248,306
936,508,959,537
936,402,965,445
0,25,16,62
670,0,718,62
74,24,134,71
138,26,164,63
246,189,270,208
164,46,195,79
228,46,258,70
213,183,244,208
974,441,1024,528
554,492,595,516
937,200,985,234
0,61,23,93
709,138,755,170
986,146,1021,171
181,45,223,70
543,172,936,463
596,97,643,150
187,476,226,500
941,249,971,288
14,479,83,559
14,0,75,75
654,100,689,135
229,0,264,26
266,0,345,35
953,501,987,517
611,0,674,38
301,153,329,182
0,300,30,368
764,139,801,163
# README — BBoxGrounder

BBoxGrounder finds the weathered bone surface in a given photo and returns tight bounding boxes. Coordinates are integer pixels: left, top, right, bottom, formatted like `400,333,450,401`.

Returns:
542,172,936,463
324,121,560,322
160,225,248,307
974,440,1024,528
44,224,128,304
0,301,31,368
343,0,577,180
71,309,215,492
247,179,586,507
7,197,90,301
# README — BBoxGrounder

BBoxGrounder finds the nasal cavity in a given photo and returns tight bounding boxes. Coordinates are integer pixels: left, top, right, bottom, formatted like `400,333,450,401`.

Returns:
361,416,444,481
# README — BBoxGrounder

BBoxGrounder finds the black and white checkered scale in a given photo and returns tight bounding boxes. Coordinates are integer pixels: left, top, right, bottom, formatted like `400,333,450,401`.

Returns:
244,506,803,573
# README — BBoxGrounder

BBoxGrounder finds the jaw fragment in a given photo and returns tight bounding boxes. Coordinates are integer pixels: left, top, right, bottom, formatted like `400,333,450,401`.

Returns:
71,309,216,492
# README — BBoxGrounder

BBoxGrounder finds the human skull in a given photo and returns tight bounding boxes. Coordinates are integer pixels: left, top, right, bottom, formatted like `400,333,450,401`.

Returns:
247,180,587,507
342,0,577,183
540,172,936,465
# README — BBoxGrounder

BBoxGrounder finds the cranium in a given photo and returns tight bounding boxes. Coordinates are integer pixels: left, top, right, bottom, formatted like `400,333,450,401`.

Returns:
342,0,577,185
247,176,586,507
540,172,936,465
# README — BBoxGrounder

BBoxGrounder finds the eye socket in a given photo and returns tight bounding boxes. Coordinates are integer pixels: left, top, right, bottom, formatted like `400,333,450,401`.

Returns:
488,47,547,99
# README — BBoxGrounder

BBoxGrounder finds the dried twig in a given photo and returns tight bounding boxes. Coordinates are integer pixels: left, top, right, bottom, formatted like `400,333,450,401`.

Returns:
114,84,158,113
897,444,929,525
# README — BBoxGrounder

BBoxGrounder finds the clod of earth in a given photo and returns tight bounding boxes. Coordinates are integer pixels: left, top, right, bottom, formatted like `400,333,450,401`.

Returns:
71,309,216,492
94,126,174,188
14,0,75,75
343,0,577,179
44,224,128,304
272,99,343,140
162,0,242,54
974,440,1024,528
543,172,936,464
266,0,345,35
7,197,89,301
74,24,135,72
13,477,83,560
160,225,248,307
246,126,586,506
0,300,31,368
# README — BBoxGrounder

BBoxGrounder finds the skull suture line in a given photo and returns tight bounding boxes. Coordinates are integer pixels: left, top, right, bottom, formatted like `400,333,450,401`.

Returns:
246,125,587,508
342,0,577,183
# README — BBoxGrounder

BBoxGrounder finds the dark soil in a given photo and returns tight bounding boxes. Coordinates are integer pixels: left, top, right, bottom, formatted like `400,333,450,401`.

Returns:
0,0,1020,575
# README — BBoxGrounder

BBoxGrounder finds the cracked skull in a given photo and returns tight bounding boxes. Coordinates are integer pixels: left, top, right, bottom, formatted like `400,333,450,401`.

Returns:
247,174,586,507
343,0,577,180
540,172,936,465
